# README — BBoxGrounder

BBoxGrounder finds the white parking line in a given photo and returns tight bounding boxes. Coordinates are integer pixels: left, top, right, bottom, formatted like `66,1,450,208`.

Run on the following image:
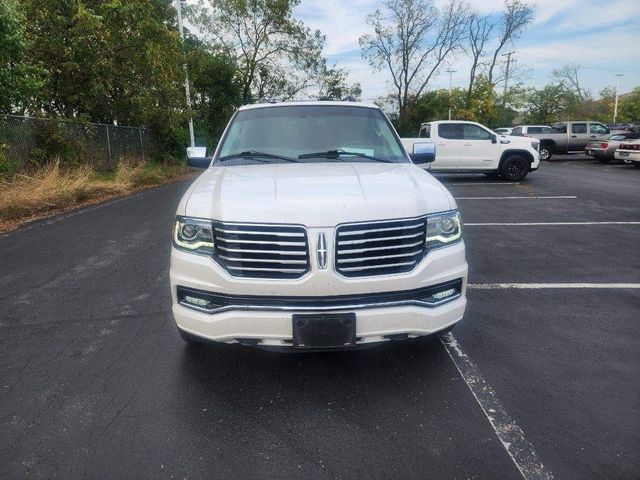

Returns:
441,333,554,480
468,283,640,289
448,182,520,185
465,221,640,226
455,196,577,200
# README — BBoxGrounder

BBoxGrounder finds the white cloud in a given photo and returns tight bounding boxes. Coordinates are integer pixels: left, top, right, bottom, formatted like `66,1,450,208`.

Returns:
295,0,640,99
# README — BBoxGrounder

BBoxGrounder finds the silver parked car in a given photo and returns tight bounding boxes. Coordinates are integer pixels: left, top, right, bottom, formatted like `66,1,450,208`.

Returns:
586,132,640,163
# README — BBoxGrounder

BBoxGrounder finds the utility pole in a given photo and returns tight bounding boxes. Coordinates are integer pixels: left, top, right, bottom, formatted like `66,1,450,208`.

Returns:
446,68,456,120
614,73,623,122
176,0,195,147
502,51,515,124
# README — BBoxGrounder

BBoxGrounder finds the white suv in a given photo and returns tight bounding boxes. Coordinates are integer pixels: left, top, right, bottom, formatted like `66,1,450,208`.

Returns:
170,101,468,350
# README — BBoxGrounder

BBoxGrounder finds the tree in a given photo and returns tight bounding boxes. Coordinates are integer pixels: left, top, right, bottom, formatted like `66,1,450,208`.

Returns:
318,68,361,101
359,0,471,128
12,0,190,158
552,64,590,103
0,0,44,113
191,0,326,104
618,87,640,122
487,0,534,87
186,37,242,148
522,84,573,124
465,12,493,106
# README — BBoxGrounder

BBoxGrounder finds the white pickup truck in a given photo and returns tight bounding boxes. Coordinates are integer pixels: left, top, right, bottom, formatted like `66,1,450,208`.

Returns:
402,120,540,181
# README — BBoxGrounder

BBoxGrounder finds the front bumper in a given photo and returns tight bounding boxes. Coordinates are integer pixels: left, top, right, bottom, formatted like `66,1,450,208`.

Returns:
170,240,468,347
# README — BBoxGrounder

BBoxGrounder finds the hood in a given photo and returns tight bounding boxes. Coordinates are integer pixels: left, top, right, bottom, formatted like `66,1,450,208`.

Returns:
182,162,454,227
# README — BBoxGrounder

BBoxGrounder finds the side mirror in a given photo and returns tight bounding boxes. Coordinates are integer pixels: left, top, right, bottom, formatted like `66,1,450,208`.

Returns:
407,142,436,164
186,146,209,168
491,134,497,144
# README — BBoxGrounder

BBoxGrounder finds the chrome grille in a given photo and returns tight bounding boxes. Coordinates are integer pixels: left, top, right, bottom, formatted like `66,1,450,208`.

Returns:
213,222,310,279
335,218,426,277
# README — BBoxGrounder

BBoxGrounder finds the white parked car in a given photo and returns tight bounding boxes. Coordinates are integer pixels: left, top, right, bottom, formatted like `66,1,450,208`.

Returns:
403,120,540,180
614,139,640,166
170,101,468,349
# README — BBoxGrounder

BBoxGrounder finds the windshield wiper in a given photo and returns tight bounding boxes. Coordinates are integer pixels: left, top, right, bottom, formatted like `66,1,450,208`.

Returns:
297,149,394,163
218,150,300,163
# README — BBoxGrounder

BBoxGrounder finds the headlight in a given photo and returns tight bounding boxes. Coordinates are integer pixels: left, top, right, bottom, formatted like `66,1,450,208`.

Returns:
173,216,214,255
426,210,462,248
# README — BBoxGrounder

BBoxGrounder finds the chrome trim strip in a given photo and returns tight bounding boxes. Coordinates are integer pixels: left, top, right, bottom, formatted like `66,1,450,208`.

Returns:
217,246,307,256
339,260,416,272
216,237,306,247
338,222,425,236
178,293,461,314
218,255,307,265
226,265,307,273
216,228,305,237
338,241,424,254
338,232,423,245
337,249,423,263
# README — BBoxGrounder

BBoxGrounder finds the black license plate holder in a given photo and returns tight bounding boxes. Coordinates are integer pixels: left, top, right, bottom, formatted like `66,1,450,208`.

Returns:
292,313,356,348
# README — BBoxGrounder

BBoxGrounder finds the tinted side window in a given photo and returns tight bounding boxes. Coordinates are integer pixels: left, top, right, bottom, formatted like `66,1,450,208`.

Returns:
571,123,587,134
462,124,492,140
552,124,567,133
512,127,522,136
529,127,542,134
438,123,463,139
590,123,608,134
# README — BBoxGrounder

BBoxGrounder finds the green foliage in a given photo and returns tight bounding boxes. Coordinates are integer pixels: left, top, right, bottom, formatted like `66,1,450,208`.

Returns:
395,76,524,134
3,0,188,161
521,84,573,124
618,87,640,122
186,37,242,149
318,68,362,101
191,0,354,104
0,0,45,112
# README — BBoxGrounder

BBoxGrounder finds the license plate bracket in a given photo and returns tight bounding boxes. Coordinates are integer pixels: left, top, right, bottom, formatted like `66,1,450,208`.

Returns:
292,313,356,348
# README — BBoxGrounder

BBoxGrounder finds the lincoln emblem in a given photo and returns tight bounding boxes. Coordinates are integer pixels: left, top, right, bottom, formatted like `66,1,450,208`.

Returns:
317,233,327,270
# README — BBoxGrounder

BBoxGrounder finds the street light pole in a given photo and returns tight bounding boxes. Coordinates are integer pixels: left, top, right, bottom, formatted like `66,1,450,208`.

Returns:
614,74,623,123
446,68,456,120
176,0,195,148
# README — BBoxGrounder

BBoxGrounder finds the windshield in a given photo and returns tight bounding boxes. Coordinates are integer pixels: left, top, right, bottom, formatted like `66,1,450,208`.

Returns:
216,105,408,165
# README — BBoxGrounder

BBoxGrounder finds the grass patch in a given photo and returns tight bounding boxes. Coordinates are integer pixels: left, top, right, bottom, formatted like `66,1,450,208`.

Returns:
0,161,191,226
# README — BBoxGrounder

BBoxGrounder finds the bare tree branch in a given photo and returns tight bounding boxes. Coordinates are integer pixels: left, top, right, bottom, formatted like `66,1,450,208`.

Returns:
487,0,534,86
465,12,493,106
360,0,471,121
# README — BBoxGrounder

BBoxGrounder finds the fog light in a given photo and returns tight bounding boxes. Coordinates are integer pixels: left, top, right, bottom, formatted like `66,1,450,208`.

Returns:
183,295,211,308
432,288,456,300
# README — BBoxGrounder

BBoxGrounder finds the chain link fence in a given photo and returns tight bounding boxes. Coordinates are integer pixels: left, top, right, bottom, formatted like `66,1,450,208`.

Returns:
0,115,157,175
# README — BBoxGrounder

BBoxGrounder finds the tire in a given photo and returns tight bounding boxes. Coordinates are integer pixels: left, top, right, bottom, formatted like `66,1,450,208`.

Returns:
500,155,530,181
539,145,552,162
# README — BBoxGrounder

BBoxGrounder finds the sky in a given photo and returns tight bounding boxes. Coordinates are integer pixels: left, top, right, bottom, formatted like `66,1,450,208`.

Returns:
292,0,640,102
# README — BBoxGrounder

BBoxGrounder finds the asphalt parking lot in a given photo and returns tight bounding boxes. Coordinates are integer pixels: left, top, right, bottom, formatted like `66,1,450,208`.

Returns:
1,155,638,479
